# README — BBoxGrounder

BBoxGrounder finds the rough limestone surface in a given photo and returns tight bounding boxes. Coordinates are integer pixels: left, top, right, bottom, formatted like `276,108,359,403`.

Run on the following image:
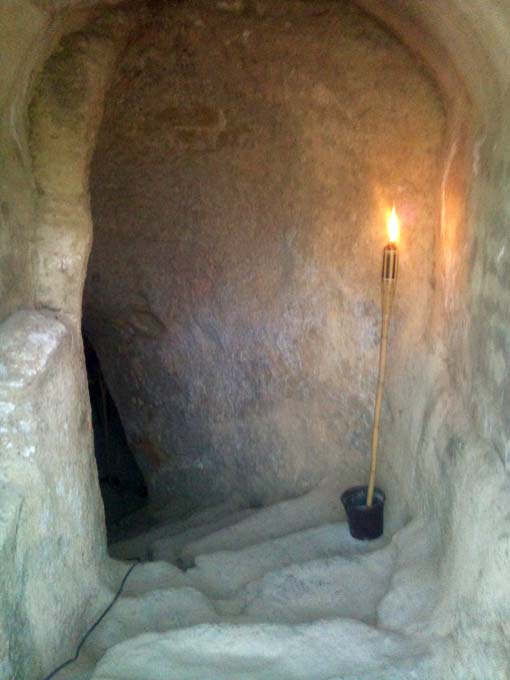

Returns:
0,9,133,679
52,486,510,680
85,0,446,514
47,490,427,680
1,0,510,678
0,311,106,679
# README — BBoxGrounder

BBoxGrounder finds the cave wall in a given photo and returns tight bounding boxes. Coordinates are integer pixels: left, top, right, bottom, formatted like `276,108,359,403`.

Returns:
0,312,105,678
85,0,446,514
0,6,132,678
0,0,48,321
361,2,510,673
0,0,509,678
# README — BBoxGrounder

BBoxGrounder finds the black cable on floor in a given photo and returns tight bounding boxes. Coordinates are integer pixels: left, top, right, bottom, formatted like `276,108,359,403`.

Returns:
42,559,141,680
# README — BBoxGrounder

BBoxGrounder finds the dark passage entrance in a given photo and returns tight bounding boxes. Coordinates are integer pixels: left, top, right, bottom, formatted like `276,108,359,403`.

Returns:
83,335,148,539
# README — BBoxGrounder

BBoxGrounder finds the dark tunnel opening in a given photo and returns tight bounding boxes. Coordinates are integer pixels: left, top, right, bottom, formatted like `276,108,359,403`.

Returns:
83,334,148,540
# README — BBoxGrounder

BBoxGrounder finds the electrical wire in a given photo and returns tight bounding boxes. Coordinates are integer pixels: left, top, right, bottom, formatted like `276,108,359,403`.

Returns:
42,559,141,680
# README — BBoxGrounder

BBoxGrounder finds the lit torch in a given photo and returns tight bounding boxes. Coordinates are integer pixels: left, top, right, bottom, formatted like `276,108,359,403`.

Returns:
366,206,399,507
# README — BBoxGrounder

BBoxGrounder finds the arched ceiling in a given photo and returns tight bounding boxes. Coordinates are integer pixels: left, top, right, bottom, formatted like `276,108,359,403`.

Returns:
0,0,509,473
16,0,510,112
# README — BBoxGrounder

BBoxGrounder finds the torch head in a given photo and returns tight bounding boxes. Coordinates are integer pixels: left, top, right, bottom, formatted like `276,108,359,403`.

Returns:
382,243,398,281
382,206,399,282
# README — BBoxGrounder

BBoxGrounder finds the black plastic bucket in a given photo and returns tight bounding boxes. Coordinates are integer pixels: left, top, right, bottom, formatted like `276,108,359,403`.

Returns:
341,485,385,540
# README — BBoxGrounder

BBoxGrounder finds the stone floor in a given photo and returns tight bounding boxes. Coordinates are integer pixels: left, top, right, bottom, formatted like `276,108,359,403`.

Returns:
57,483,438,680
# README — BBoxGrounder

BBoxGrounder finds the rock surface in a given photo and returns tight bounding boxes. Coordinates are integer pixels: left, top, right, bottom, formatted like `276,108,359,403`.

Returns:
2,0,510,677
0,311,106,678
54,485,434,680
0,12,132,678
84,0,445,513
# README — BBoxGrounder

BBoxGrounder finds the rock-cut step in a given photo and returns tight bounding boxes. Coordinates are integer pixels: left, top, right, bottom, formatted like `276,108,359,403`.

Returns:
112,481,347,566
184,521,386,598
90,618,425,680
56,486,436,680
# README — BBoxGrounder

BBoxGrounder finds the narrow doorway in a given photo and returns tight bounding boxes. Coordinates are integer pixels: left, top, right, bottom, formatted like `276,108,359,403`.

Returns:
84,334,148,539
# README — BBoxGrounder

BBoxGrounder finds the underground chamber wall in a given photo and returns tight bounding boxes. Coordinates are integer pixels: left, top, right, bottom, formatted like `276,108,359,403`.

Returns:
83,0,446,521
4,0,510,678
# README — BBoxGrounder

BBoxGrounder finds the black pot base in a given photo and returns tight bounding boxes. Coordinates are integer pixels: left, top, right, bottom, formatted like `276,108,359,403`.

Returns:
341,485,385,540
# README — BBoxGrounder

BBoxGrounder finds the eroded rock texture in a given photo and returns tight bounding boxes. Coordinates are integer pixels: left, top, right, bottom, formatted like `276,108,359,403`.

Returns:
85,0,445,513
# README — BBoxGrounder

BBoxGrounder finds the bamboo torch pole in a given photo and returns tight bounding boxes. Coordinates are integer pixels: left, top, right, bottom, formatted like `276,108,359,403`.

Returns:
366,208,399,508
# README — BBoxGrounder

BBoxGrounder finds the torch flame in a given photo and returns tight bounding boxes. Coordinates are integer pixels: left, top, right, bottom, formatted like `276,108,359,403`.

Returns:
387,205,399,243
